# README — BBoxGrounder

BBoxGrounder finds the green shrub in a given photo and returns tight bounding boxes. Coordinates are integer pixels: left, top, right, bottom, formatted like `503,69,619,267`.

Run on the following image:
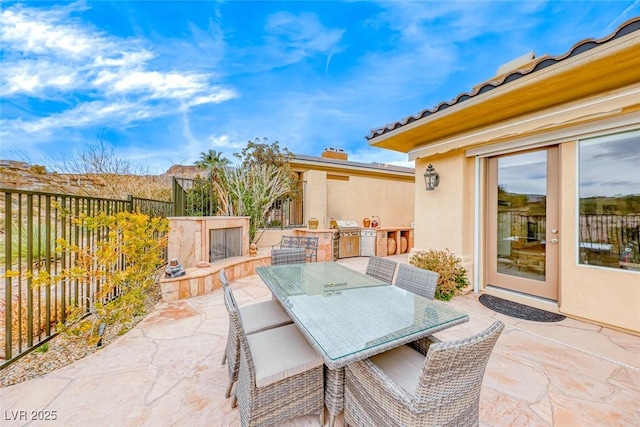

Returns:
0,220,53,267
35,343,49,353
33,211,168,344
409,249,469,301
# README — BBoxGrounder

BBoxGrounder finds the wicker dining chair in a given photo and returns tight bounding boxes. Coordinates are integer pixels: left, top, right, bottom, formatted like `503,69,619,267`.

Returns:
224,285,325,426
365,256,397,283
271,247,307,265
344,320,504,427
219,269,293,400
394,263,439,300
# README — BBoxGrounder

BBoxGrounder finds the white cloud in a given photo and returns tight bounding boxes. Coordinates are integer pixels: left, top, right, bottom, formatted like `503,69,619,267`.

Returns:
1,60,78,95
208,134,245,149
262,11,345,67
0,3,236,136
11,101,155,133
1,3,98,58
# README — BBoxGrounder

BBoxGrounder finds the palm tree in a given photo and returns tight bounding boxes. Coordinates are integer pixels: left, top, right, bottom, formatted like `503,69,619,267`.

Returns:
194,150,230,215
195,149,230,181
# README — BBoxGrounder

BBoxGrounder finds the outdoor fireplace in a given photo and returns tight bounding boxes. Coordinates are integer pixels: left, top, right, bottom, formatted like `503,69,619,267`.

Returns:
167,216,250,268
210,227,243,262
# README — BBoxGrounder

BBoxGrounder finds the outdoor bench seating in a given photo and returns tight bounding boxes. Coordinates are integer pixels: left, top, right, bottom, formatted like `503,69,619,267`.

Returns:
273,235,318,262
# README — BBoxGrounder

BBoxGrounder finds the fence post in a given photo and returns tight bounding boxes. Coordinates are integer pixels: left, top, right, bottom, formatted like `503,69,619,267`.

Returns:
4,193,13,361
172,177,184,217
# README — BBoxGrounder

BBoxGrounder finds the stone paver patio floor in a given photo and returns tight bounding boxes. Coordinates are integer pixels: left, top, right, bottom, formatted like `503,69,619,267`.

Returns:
1,255,639,426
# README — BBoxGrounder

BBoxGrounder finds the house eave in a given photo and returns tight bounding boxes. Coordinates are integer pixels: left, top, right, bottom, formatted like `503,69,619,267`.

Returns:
290,155,414,180
368,19,640,154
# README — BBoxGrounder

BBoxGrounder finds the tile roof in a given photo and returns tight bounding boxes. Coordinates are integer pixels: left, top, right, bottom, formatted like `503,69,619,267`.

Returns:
366,17,640,141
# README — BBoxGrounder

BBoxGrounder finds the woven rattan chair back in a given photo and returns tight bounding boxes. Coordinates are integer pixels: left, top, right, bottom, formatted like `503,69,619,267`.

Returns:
394,263,438,300
223,286,256,382
221,284,242,398
345,320,504,427
219,269,230,288
271,247,307,265
365,256,397,283
414,320,504,424
229,288,324,426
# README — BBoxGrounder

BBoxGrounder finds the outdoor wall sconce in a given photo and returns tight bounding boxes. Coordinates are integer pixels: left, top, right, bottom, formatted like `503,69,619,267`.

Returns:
423,164,440,191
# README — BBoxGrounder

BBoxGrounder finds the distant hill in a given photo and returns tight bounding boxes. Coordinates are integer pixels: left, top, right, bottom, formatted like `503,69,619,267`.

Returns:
0,160,206,200
164,164,203,179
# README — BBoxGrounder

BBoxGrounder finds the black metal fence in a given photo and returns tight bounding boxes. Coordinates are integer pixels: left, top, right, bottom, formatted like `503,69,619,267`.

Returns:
1,188,173,367
2,176,304,367
172,176,305,228
499,210,640,267
579,214,640,268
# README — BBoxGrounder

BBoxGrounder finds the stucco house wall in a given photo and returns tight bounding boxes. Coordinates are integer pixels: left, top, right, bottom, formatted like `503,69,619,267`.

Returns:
325,174,414,228
366,18,640,334
256,151,415,248
558,143,640,330
414,152,478,279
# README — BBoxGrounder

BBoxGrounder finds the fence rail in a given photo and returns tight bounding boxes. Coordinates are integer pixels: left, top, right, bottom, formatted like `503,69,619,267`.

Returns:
498,210,640,266
2,175,302,367
1,188,172,367
579,214,640,267
172,176,305,227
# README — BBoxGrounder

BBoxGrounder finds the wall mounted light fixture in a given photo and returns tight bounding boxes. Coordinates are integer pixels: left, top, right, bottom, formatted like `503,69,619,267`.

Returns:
423,164,440,191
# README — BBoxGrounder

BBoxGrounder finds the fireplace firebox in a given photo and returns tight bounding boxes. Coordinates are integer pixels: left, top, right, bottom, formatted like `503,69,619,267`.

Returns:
210,227,243,262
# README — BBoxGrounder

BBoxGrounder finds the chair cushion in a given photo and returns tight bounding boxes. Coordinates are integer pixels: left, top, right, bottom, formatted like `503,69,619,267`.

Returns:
370,345,425,395
240,300,292,335
247,324,324,388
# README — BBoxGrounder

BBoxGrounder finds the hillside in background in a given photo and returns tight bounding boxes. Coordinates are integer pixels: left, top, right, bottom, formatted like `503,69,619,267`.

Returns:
0,160,204,201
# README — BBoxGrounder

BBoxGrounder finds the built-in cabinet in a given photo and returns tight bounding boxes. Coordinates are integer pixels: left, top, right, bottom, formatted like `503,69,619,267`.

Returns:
375,227,414,257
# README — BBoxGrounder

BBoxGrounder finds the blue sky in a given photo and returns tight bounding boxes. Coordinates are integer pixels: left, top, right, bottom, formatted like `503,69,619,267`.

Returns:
1,1,639,174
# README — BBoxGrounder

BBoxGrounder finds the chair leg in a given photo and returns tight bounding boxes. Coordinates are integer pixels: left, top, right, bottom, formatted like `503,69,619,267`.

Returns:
225,380,234,399
319,409,325,426
231,393,237,408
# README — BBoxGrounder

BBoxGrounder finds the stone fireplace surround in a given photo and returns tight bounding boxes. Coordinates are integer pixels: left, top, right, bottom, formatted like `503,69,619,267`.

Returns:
160,216,270,302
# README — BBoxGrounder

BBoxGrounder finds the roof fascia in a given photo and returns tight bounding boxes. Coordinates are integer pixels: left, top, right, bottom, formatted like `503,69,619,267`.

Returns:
290,157,414,180
370,28,640,153
408,82,640,160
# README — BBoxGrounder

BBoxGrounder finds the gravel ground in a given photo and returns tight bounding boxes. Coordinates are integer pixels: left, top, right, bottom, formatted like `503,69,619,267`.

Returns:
0,281,162,388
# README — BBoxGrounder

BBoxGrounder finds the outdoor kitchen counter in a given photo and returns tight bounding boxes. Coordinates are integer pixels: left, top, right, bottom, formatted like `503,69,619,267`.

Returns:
375,227,414,257
293,228,337,262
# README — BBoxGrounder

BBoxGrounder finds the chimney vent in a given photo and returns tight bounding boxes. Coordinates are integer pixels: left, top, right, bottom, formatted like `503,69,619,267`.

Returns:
321,147,348,161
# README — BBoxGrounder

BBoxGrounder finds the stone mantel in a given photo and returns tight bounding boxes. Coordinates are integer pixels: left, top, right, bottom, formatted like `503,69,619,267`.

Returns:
167,216,250,268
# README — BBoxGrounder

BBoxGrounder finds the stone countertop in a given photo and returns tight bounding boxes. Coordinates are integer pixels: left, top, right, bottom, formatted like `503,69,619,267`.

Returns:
294,228,337,233
372,226,414,231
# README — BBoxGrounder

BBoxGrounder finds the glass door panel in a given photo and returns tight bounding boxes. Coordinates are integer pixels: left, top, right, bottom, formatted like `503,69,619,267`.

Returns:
486,147,559,300
496,151,547,281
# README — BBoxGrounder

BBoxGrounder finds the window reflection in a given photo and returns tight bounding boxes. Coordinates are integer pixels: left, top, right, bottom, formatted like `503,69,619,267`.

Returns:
579,132,640,270
497,151,547,281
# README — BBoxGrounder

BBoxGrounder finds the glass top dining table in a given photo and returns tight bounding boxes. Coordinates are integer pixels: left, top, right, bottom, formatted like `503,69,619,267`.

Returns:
256,262,469,369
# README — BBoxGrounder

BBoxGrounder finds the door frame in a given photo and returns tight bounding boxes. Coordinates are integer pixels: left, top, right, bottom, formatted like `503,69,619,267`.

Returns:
485,146,560,300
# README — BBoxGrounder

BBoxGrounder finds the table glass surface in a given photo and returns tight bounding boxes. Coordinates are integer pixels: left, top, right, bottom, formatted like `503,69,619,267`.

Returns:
256,263,469,366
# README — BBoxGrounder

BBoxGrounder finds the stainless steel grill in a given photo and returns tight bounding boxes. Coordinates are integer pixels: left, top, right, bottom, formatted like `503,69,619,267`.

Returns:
336,220,360,258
